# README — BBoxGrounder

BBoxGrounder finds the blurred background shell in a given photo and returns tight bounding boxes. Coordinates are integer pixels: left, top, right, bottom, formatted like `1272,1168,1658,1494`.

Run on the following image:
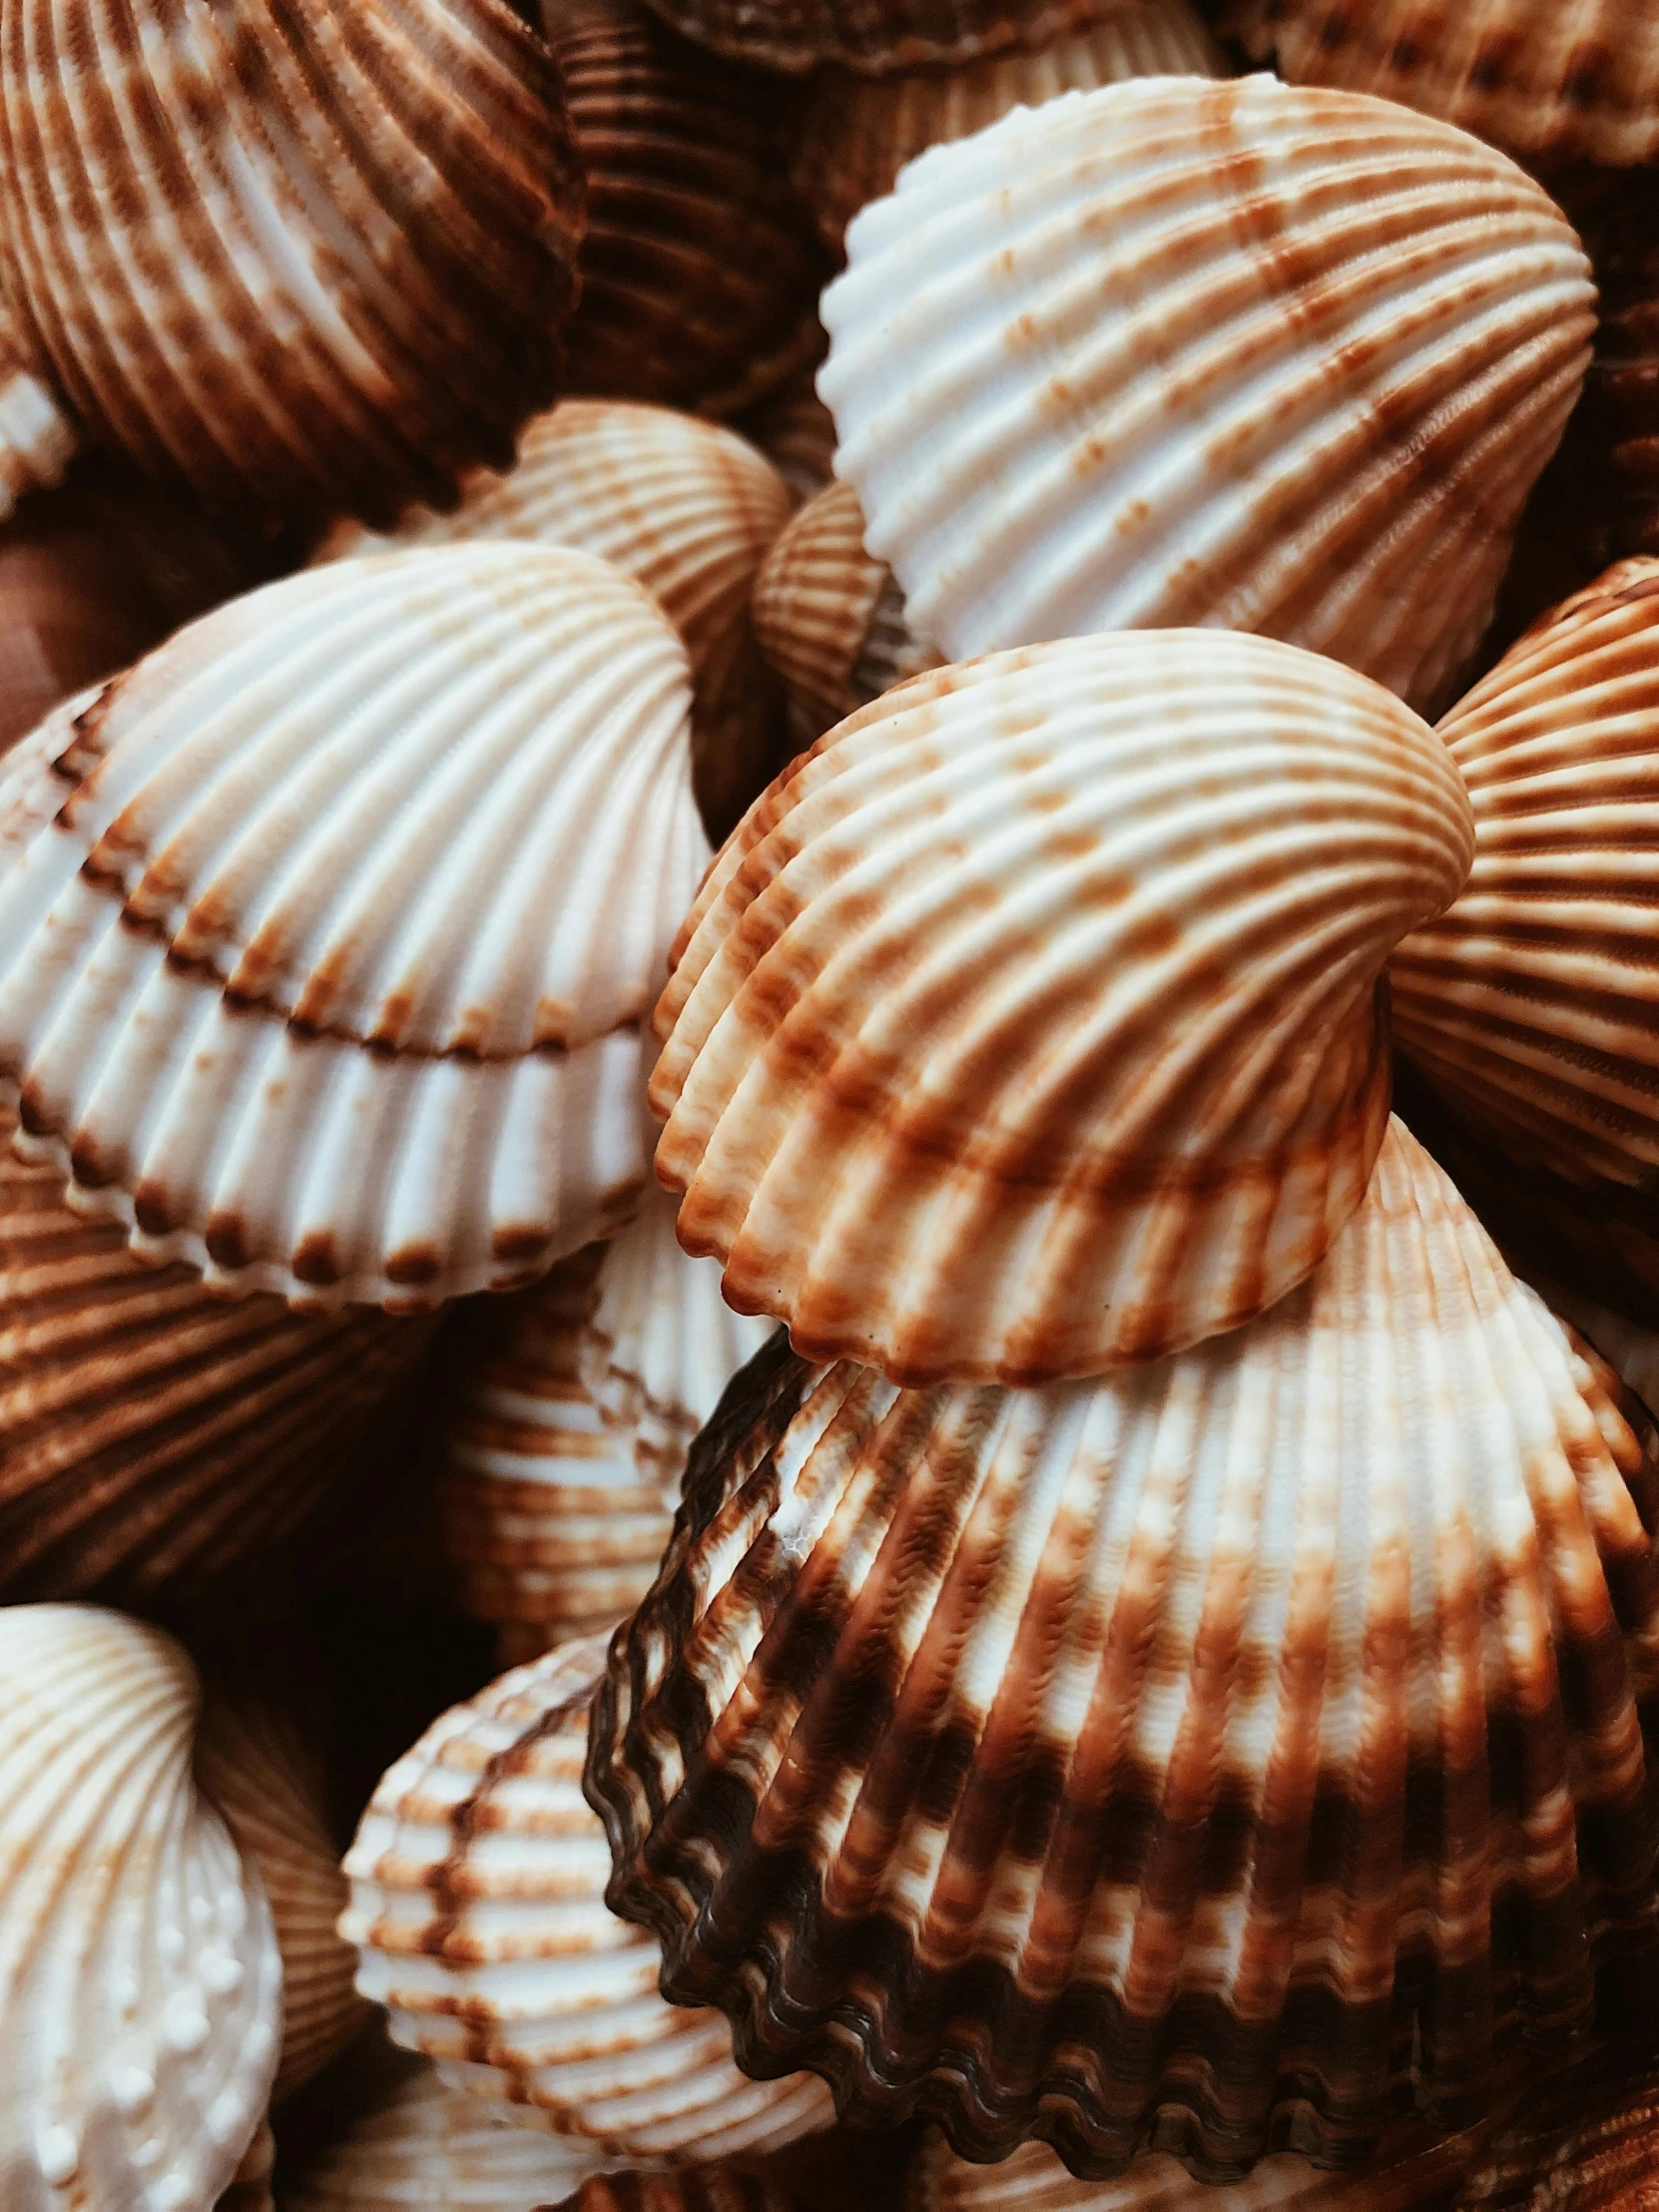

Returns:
819,76,1596,717
734,364,838,507
630,0,1137,75
653,629,1472,1383
588,1120,1659,2175
0,1605,281,2212
342,1632,833,2161
438,1188,772,1660
0,296,76,520
556,2178,808,2209
1443,2036,1659,2211
0,544,707,1309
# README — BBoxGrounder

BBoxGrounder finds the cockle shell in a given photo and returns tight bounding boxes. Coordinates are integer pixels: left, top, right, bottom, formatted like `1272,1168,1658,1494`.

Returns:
652,629,1473,1383
0,0,584,527
438,1187,772,1657
0,544,707,1309
587,1120,1659,2177
791,4,1221,251
0,1605,281,2211
634,0,1130,76
342,1633,834,2159
1226,1,1659,168
819,75,1596,716
0,296,75,521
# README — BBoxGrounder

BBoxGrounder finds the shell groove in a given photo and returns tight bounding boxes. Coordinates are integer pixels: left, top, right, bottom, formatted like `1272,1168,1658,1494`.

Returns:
588,1121,1659,2177
342,1633,833,2161
652,629,1473,1383
819,75,1596,716
0,0,584,526
0,544,708,1309
634,0,1134,76
0,1605,281,2212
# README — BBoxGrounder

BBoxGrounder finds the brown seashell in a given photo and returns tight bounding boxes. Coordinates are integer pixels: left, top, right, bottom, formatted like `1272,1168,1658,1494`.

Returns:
734,353,837,507
587,1118,1659,2178
0,0,583,527
0,293,76,519
1447,2037,1659,2210
215,2120,276,2212
634,0,1130,76
653,628,1473,1384
551,2177,807,2210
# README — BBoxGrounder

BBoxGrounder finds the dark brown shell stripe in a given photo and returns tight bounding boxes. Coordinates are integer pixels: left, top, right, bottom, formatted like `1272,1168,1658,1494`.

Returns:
540,2172,804,2209
1449,2038,1659,2210
634,0,1130,76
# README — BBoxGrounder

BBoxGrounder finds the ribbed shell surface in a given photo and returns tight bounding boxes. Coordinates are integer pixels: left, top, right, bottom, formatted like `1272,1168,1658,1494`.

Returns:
0,1606,281,2212
1227,0,1659,167
652,630,1473,1384
0,299,74,519
818,76,1596,717
0,545,708,1309
0,0,584,526
341,1635,833,2161
1391,559,1659,1190
587,1121,1659,2176
635,0,1133,74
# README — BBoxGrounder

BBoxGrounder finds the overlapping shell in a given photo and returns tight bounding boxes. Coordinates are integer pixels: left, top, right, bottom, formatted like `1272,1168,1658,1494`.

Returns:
0,0,584,526
634,0,1130,76
0,1605,281,2212
342,1633,833,2160
819,75,1596,716
652,629,1473,1383
216,2121,276,2212
0,544,708,1309
588,1120,1659,2177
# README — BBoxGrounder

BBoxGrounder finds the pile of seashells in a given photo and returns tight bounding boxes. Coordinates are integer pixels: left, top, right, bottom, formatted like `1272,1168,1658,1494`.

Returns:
9,0,1659,2208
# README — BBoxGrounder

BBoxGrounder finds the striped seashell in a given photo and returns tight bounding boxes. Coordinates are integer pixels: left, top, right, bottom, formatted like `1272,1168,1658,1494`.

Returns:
653,629,1473,1384
0,0,583,528
634,0,1132,76
792,4,1222,251
552,2177,806,2210
0,297,75,521
342,1634,834,2161
750,479,939,746
215,2120,275,2212
587,1119,1659,2177
0,544,707,1310
1226,0,1659,168
819,75,1596,718
0,1605,281,2212
439,1188,772,1656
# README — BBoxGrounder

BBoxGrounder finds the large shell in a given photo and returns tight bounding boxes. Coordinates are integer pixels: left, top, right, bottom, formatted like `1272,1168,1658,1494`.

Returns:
819,76,1596,717
0,1605,281,2211
634,0,1130,76
0,544,707,1310
0,296,75,521
342,1632,833,2160
1226,1,1659,168
438,1187,773,1657
588,1120,1659,2177
0,0,584,527
652,629,1473,1384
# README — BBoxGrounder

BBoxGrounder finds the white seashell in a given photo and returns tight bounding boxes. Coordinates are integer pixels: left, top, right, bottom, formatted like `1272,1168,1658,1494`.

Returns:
819,75,1596,716
0,545,708,1310
214,2119,275,2212
0,1605,280,2212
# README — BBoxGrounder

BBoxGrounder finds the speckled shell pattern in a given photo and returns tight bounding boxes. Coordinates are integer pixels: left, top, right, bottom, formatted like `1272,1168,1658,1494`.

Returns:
341,1634,834,2162
0,0,584,526
587,1120,1659,2177
0,545,708,1310
1226,0,1659,167
0,293,74,518
0,1606,280,2212
818,75,1596,718
651,629,1473,1384
1391,559,1659,1192
634,0,1136,75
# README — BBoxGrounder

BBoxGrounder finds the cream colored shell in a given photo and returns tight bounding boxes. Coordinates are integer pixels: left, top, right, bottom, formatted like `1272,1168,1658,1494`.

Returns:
214,2121,275,2212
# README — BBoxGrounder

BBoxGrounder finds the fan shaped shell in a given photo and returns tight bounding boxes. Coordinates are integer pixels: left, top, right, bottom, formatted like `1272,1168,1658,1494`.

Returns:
0,544,707,1309
0,1605,281,2212
819,75,1596,716
652,628,1473,1383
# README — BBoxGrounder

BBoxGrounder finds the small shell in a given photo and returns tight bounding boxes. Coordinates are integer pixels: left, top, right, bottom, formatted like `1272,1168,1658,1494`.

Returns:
653,629,1473,1383
0,0,583,528
341,1633,834,2161
820,76,1595,717
0,297,76,521
438,1188,772,1654
588,1121,1659,2176
0,544,707,1310
635,0,1133,76
1226,0,1659,167
216,2120,276,2212
0,1605,281,2212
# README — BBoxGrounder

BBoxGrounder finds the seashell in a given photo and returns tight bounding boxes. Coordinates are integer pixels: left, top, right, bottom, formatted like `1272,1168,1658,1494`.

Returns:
554,2177,806,2210
438,1187,773,1656
215,2120,276,2212
792,5,1222,252
633,0,1129,78
0,296,76,521
819,76,1596,717
1225,0,1659,168
1446,2039,1659,2212
588,1118,1659,2177
0,1604,281,2211
750,479,940,746
342,1632,834,2160
653,628,1473,1384
0,543,707,1310
0,0,584,528
734,359,838,507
